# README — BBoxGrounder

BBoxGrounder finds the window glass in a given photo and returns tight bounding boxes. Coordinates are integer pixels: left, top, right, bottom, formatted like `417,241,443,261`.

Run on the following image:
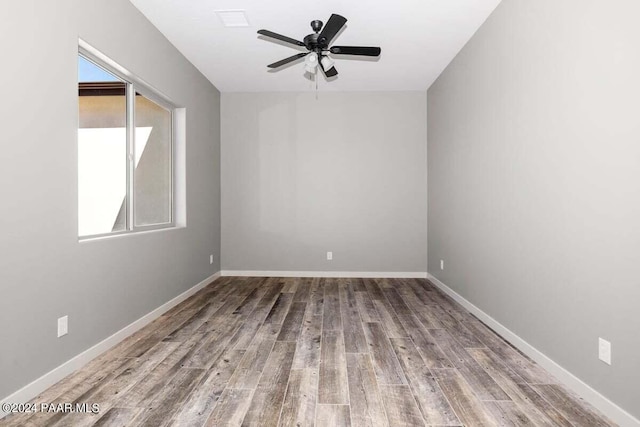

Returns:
134,95,172,226
78,56,127,237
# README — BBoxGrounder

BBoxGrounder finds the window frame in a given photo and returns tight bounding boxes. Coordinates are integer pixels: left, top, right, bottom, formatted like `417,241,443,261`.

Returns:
78,44,177,240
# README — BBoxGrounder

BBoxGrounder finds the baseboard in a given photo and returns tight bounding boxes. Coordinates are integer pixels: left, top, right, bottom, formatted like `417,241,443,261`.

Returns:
0,271,221,419
427,273,640,427
220,270,428,279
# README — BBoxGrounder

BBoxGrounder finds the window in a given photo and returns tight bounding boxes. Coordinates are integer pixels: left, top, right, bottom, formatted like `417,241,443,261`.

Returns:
78,47,175,238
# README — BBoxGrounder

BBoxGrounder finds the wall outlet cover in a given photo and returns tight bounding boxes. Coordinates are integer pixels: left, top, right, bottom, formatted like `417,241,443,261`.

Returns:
327,251,333,261
598,338,611,365
57,316,68,338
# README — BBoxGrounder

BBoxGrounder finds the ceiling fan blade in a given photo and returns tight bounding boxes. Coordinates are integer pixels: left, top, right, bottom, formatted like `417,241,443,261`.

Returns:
320,62,338,77
257,29,305,47
267,52,308,68
319,14,347,45
330,46,381,56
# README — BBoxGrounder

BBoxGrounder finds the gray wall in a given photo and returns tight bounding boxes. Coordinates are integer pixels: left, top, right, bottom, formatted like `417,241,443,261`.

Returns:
0,0,220,399
428,0,640,418
222,92,427,273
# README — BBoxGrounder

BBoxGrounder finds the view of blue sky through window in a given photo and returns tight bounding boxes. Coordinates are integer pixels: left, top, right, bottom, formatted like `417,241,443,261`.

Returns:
78,56,120,82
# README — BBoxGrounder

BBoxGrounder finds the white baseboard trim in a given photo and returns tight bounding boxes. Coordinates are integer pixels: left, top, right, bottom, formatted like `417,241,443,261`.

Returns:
0,271,221,419
427,273,639,427
220,270,428,279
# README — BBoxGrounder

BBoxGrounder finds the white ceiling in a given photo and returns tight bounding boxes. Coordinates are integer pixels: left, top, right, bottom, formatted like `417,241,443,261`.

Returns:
129,0,501,92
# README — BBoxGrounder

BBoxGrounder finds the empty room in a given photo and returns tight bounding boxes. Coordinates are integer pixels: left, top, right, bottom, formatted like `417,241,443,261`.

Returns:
1,0,639,426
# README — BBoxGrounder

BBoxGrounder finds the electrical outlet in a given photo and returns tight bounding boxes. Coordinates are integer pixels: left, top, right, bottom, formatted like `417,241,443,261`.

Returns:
599,338,611,365
440,259,444,270
210,254,214,265
57,316,68,338
327,251,333,261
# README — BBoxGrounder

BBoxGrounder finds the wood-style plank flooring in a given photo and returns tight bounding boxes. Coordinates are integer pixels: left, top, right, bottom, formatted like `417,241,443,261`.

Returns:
3,277,616,426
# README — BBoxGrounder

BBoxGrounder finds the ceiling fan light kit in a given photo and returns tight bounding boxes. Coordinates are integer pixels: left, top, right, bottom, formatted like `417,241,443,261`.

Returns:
320,55,335,71
258,13,381,80
304,52,319,74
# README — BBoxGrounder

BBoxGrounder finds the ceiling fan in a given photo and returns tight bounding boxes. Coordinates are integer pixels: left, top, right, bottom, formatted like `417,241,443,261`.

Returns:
257,14,381,78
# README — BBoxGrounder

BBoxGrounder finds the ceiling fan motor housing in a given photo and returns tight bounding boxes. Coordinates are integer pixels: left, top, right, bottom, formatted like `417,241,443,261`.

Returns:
303,33,327,53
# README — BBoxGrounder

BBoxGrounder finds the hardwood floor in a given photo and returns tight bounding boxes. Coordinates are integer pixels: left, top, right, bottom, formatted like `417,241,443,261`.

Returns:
3,277,615,426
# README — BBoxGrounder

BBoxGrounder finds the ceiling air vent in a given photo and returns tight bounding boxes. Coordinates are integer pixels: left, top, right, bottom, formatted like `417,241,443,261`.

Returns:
215,10,250,27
